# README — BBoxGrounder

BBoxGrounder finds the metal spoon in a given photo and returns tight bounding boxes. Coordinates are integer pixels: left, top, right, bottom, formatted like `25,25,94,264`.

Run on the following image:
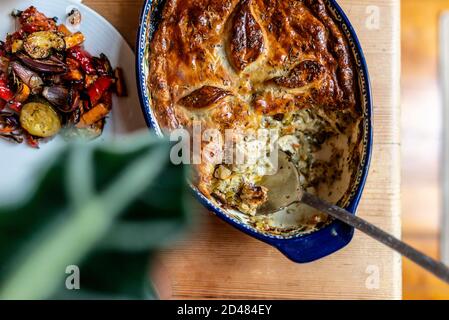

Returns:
258,151,449,284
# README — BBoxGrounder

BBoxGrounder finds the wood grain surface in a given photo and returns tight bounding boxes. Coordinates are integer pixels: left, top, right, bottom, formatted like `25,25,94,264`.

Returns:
84,0,402,299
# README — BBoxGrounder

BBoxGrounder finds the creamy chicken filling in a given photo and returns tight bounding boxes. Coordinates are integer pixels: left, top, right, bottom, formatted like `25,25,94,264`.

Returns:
210,107,359,228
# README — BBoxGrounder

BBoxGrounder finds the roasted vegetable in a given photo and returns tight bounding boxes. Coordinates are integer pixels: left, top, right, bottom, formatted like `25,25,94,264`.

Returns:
67,90,81,113
8,101,22,113
11,39,23,53
20,102,61,137
93,53,113,76
64,68,83,81
10,62,43,94
85,74,98,88
24,132,40,148
114,68,127,97
87,76,113,106
42,86,69,108
57,24,72,36
0,111,23,143
0,6,122,146
4,30,25,54
17,53,67,73
19,6,57,33
0,78,14,101
64,32,85,49
68,46,95,74
0,57,9,75
77,103,110,128
100,90,113,109
24,31,65,59
13,82,30,103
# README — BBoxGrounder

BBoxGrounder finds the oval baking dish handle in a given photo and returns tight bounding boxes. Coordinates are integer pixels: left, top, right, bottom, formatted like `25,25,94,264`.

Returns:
271,221,355,264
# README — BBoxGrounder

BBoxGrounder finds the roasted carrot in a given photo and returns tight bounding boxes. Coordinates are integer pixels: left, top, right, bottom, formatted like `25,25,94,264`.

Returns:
114,68,127,97
64,32,85,49
77,103,110,128
57,24,72,36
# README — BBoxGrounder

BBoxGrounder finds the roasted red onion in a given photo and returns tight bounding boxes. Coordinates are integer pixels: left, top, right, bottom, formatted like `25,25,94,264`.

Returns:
17,53,67,74
42,86,69,108
42,86,80,113
10,61,43,94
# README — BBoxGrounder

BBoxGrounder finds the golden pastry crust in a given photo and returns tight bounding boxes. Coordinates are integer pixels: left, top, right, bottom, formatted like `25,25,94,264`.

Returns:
148,0,359,212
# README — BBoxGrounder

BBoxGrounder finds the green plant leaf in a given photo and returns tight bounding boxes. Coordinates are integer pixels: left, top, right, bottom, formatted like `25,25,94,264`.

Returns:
0,133,190,299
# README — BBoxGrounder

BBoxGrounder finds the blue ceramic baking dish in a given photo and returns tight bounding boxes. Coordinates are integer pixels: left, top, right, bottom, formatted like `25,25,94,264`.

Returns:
136,0,373,263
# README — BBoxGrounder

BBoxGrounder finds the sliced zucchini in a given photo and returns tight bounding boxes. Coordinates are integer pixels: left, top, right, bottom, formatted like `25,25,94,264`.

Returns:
20,102,61,138
24,31,65,59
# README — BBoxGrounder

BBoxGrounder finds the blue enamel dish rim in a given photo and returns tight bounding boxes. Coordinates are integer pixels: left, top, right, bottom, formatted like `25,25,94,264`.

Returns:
136,0,373,263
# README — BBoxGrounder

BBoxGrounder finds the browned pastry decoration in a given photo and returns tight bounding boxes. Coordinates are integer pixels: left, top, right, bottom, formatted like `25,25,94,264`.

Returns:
148,0,362,231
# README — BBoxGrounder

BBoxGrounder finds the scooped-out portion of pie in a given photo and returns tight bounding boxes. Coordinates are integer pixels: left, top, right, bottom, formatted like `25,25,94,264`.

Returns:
148,0,366,236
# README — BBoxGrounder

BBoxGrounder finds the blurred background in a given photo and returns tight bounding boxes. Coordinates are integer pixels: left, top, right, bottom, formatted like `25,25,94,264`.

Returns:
402,0,449,299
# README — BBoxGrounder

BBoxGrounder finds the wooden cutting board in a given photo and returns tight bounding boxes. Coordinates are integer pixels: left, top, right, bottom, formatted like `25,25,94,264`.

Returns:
85,0,401,299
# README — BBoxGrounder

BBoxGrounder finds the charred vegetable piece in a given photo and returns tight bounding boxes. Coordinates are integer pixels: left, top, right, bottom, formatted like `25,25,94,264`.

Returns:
17,53,67,73
0,111,23,143
19,7,57,33
66,57,80,69
57,24,72,36
20,102,61,137
85,74,98,88
64,32,85,49
25,132,40,148
100,90,112,108
0,78,14,101
87,77,113,106
93,53,113,76
8,101,22,113
11,39,23,53
76,103,110,128
64,69,83,81
24,31,65,59
11,62,43,94
68,46,95,74
4,30,25,53
67,90,81,113
42,86,80,113
0,57,9,74
42,86,69,108
14,82,30,103
114,68,127,97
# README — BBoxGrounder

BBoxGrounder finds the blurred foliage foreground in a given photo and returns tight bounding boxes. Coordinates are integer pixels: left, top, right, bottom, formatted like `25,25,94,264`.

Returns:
0,133,191,299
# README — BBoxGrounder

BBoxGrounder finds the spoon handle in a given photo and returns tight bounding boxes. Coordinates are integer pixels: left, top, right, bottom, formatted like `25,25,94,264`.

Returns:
301,192,449,284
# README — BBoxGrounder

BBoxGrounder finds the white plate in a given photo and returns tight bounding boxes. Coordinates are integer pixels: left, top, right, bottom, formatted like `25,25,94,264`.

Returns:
0,0,146,204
